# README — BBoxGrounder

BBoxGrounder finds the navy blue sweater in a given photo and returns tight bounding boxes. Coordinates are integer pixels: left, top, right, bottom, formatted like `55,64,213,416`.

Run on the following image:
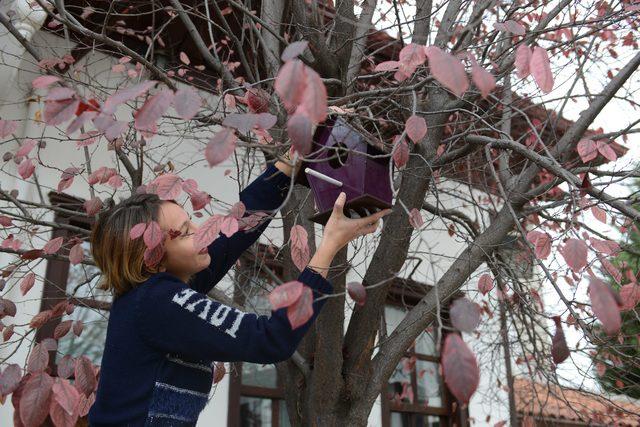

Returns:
88,163,333,426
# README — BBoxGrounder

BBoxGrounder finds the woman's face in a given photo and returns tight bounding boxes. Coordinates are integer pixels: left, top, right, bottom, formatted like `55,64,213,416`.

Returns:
156,201,211,283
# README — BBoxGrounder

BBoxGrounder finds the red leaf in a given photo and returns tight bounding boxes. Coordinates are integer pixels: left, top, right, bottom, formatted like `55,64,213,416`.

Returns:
347,282,366,306
269,280,304,310
405,115,427,143
591,205,607,223
20,273,36,296
56,356,76,380
530,46,554,93
134,89,174,131
374,61,400,72
589,277,621,336
478,273,494,295
0,364,22,396
20,372,54,427
68,243,84,265
16,139,38,157
32,75,60,89
442,334,479,404
44,91,79,125
408,208,423,229
424,46,469,97
213,362,226,384
173,86,201,120
287,114,313,156
515,44,532,79
43,237,64,255
205,128,237,167
193,215,222,250
0,119,18,138
29,310,52,329
399,43,427,67
471,63,496,99
18,158,35,180
290,225,310,271
143,221,163,249
129,222,147,240
560,238,588,272
393,136,409,168
596,140,617,161
245,88,270,113
53,320,72,340
619,283,640,311
598,255,621,283
551,316,570,364
590,238,619,255
281,40,309,62
527,230,552,260
3,324,15,342
449,298,482,332
287,286,314,329
52,377,80,417
274,59,306,111
74,356,97,397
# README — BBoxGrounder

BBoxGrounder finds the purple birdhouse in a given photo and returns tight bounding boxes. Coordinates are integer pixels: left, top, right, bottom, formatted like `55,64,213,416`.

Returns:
295,116,393,225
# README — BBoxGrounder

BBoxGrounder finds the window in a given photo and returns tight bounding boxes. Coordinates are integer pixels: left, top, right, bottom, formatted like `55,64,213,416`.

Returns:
35,191,112,374
228,243,291,427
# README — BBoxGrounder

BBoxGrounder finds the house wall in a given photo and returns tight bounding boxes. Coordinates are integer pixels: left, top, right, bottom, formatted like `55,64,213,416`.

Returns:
0,13,527,426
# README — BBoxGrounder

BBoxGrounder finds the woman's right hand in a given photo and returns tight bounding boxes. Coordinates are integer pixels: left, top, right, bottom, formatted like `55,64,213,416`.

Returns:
320,192,392,253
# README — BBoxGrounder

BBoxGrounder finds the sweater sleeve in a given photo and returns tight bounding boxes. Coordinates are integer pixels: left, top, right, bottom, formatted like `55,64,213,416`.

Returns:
189,162,292,294
136,267,332,363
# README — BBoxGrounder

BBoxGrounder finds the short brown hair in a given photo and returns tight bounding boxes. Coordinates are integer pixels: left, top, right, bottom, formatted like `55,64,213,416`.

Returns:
90,193,178,298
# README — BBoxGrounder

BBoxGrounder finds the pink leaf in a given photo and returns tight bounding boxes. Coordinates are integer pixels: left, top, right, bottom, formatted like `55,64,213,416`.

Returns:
229,202,246,219
56,356,75,380
74,356,97,397
179,51,190,65
83,196,102,216
44,91,79,126
92,113,128,141
619,283,640,311
297,66,327,123
393,136,409,168
129,222,147,240
54,320,72,340
16,139,38,158
287,114,313,155
0,119,18,138
18,158,35,180
598,255,622,283
290,225,310,271
281,40,309,62
527,230,552,260
347,282,367,306
76,392,95,417
515,44,532,79
408,208,423,229
143,221,163,249
20,372,54,427
591,205,607,223
478,273,494,295
551,316,570,364
68,243,84,265
287,286,314,329
442,334,479,404
269,280,303,310
471,63,496,99
219,216,239,238
424,46,469,97
134,89,174,131
449,298,482,332
193,215,222,250
0,364,22,396
27,343,49,373
173,86,201,120
577,139,598,162
103,80,157,114
52,378,80,417
560,238,588,272
20,272,36,296
493,20,526,35
590,238,619,255
589,277,621,336
151,173,183,200
405,115,427,143
374,61,400,72
42,237,64,255
596,140,617,161
274,59,306,111
530,46,554,93
205,128,237,167
32,75,60,89
399,43,427,67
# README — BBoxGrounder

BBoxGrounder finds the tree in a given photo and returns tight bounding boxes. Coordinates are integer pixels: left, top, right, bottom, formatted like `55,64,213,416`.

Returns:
593,179,640,400
0,0,639,426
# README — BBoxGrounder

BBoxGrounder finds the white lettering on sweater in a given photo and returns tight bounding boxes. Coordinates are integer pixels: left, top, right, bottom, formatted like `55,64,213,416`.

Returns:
171,288,245,338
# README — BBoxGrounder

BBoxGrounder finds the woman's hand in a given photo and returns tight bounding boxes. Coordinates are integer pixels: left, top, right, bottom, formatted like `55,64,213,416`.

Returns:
320,192,392,253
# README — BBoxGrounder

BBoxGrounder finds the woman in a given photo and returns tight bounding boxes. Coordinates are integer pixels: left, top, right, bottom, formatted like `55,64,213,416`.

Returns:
87,155,391,426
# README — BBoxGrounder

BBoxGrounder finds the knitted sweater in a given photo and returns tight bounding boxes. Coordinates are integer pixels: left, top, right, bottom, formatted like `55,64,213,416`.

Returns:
88,163,333,426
